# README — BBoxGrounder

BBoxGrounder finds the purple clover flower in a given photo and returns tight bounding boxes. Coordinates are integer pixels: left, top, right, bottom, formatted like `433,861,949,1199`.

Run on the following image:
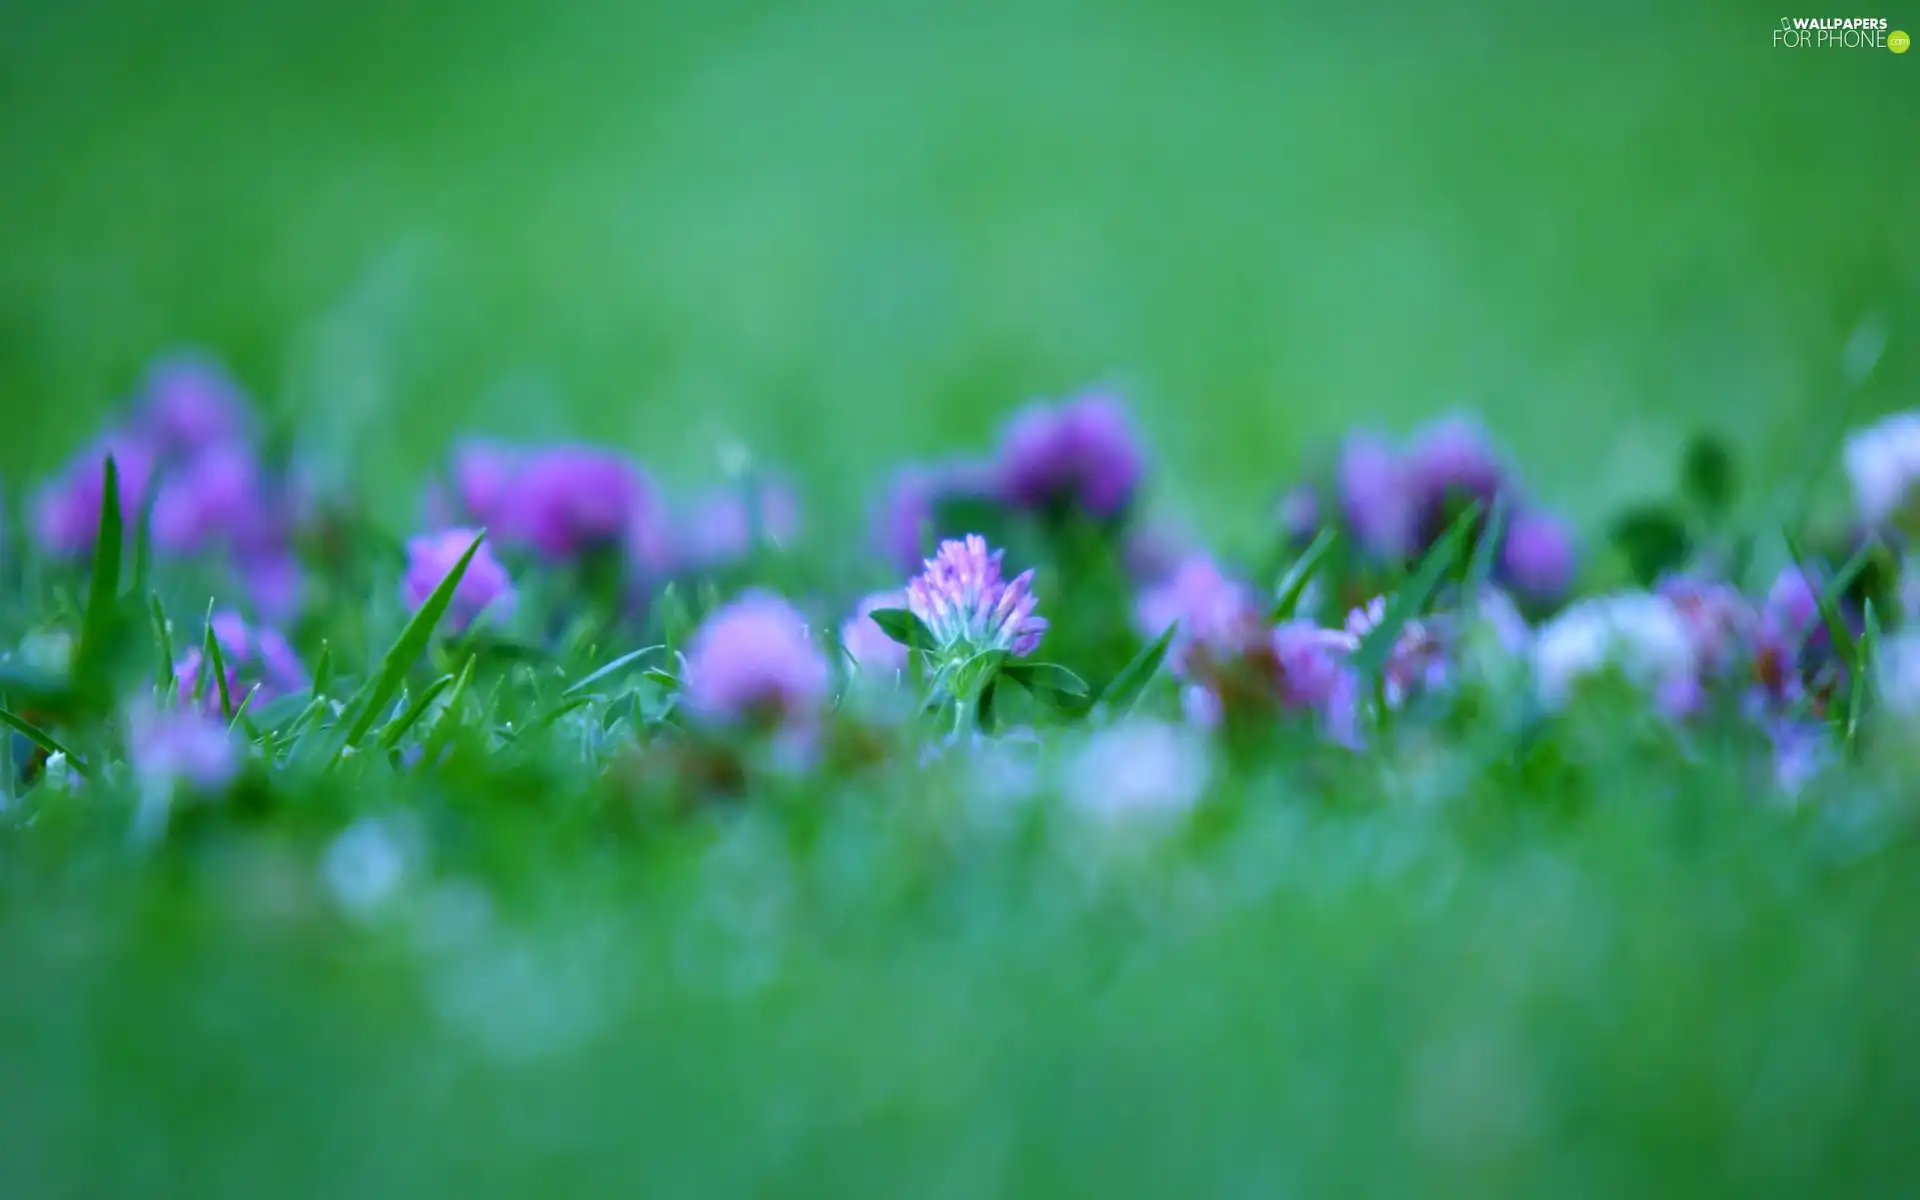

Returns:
33,433,159,556
906,535,1048,658
127,701,239,794
1343,596,1450,709
240,553,307,625
683,591,832,731
1499,510,1579,605
874,460,996,575
173,610,309,710
678,479,803,571
1135,556,1263,677
516,446,650,561
135,353,252,457
150,442,278,555
1406,416,1508,533
448,440,525,537
1336,434,1416,559
402,528,516,633
1275,483,1322,547
1657,576,1758,682
993,391,1144,519
842,590,910,677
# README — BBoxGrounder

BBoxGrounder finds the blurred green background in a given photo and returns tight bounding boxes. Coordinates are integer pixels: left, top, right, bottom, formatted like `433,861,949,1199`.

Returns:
2,0,1913,542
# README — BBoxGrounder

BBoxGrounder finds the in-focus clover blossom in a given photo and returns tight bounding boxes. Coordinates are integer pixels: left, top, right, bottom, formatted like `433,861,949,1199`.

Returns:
1844,410,1920,528
683,591,831,732
906,535,1048,659
173,611,310,709
993,391,1144,519
402,528,516,634
33,434,158,556
841,590,910,677
127,701,239,796
874,460,996,575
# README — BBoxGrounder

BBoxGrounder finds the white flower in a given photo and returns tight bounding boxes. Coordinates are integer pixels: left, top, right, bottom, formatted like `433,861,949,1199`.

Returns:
321,817,413,920
1876,631,1920,718
1843,412,1920,526
1065,719,1212,825
1533,592,1696,710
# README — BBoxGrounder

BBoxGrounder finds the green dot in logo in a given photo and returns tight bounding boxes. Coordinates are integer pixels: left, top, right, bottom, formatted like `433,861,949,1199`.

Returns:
1892,29,1912,53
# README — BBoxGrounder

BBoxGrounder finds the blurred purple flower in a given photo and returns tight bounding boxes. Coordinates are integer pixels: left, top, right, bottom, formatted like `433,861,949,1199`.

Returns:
994,391,1144,519
1407,416,1508,530
1122,520,1193,585
128,701,238,794
841,590,910,677
1343,596,1450,709
33,432,159,556
906,534,1047,658
516,446,649,560
240,553,307,625
448,441,525,535
1136,556,1262,676
1337,434,1416,559
683,591,831,730
1269,620,1357,713
151,443,276,554
402,528,516,633
874,460,996,575
173,610,309,709
1499,510,1578,605
1276,483,1321,546
679,479,803,570
1763,565,1821,641
1768,719,1831,796
135,353,252,457
1657,576,1757,682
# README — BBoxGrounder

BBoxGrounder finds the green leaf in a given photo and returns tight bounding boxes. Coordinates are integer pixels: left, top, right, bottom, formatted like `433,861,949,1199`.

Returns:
643,668,682,693
310,641,334,699
1783,529,1861,679
868,607,938,652
376,673,456,750
564,645,663,698
1002,660,1092,715
1463,491,1509,598
1608,505,1692,587
658,583,693,658
329,529,486,763
75,454,125,684
127,468,163,602
1268,528,1338,621
202,603,235,722
1096,620,1180,718
251,688,317,732
526,694,596,734
1353,501,1483,684
148,594,176,697
0,707,87,777
1680,433,1737,519
417,654,477,770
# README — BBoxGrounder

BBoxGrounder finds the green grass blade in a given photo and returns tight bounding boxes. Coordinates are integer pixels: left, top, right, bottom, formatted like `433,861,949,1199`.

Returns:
1096,620,1180,718
1846,599,1880,756
1463,491,1509,598
149,594,175,697
1352,501,1484,683
202,603,235,722
127,469,162,601
377,673,455,750
310,641,334,699
563,645,663,698
417,654,477,770
329,529,486,762
1782,529,1861,677
1268,528,1338,622
0,707,87,777
75,454,124,682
